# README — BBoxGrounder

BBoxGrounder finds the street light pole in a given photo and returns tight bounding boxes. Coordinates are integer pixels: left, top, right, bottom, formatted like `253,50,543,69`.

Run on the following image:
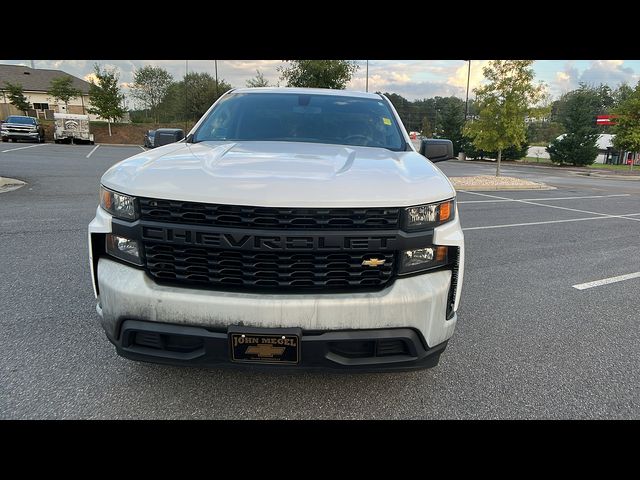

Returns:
185,59,188,132
464,60,471,121
365,60,369,92
215,60,219,98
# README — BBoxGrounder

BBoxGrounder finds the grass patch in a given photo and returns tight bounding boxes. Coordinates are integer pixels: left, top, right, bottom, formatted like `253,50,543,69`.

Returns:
588,164,638,171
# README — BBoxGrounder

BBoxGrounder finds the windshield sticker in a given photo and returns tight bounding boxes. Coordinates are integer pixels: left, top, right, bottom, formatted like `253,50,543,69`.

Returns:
382,117,392,125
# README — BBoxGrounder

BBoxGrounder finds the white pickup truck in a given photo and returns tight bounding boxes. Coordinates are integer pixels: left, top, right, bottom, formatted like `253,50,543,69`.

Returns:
88,87,464,371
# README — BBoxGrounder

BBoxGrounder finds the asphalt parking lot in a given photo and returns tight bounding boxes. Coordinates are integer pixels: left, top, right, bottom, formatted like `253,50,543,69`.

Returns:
1,143,639,419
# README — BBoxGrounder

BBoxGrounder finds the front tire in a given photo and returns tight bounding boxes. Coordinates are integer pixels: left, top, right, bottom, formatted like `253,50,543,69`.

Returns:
1,138,7,142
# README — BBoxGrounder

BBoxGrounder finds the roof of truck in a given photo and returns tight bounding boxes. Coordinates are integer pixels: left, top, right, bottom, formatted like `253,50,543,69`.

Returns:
232,87,382,99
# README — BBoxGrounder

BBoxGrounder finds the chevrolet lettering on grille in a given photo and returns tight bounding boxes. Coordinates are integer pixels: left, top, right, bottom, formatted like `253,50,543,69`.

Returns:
141,226,397,251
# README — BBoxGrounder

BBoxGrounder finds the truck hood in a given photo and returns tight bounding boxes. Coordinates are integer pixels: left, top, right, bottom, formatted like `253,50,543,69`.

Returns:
2,123,37,130
101,141,455,207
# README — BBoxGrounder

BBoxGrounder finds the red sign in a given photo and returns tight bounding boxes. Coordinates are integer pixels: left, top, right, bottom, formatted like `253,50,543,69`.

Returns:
596,115,618,126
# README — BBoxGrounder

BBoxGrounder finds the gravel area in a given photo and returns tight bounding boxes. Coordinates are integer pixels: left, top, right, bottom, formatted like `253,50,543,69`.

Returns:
450,175,549,190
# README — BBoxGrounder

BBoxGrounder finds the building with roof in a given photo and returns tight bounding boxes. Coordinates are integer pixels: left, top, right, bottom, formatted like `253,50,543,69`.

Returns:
0,64,95,120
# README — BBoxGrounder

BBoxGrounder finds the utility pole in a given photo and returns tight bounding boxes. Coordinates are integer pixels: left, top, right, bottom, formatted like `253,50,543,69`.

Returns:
365,60,369,92
464,60,471,121
215,60,219,98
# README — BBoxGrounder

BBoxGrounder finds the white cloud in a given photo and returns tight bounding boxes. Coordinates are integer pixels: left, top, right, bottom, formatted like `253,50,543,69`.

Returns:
83,73,98,84
447,60,490,92
579,60,638,87
390,72,411,84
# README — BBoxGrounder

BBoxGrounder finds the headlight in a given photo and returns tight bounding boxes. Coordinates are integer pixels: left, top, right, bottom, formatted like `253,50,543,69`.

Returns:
106,234,143,266
399,246,449,274
402,199,455,231
100,186,138,220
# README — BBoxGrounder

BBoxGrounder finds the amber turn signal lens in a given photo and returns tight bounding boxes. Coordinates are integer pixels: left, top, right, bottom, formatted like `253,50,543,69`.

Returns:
435,246,447,262
439,201,452,222
101,188,112,210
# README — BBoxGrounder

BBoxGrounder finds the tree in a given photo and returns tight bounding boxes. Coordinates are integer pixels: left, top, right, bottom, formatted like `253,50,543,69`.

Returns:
552,83,620,134
278,60,359,89
612,81,640,156
87,64,126,136
547,86,601,166
527,120,564,144
384,92,415,131
438,97,465,154
463,60,546,176
48,77,82,113
246,70,270,88
420,116,432,137
158,73,232,122
4,82,30,114
130,66,174,124
183,72,232,120
613,83,634,108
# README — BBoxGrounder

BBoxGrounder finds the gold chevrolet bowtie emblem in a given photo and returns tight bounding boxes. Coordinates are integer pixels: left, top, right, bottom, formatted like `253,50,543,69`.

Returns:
246,344,286,358
362,257,386,267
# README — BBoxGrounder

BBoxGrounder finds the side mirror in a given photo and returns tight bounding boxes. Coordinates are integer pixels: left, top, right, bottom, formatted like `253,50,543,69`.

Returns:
420,139,454,163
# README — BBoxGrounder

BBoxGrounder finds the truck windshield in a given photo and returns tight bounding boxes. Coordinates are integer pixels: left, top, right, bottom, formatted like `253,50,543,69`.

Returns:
192,92,406,151
6,116,36,125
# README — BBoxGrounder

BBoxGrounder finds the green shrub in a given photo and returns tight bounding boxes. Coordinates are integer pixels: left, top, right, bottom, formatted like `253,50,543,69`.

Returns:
547,134,598,166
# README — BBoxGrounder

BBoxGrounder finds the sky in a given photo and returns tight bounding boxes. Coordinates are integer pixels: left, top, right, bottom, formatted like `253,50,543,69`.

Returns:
2,59,639,108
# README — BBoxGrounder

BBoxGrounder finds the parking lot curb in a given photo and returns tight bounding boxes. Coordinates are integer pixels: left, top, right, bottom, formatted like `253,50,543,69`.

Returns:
586,173,640,181
459,159,640,178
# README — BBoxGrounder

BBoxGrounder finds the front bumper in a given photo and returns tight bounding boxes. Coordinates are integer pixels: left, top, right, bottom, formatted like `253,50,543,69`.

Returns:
1,131,39,140
111,319,449,371
97,256,456,350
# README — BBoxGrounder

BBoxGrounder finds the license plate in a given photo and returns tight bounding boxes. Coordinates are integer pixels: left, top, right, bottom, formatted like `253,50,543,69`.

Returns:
229,331,300,365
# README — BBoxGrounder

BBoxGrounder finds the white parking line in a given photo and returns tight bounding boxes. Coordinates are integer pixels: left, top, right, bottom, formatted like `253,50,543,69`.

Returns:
86,144,100,158
458,190,640,223
464,216,620,231
458,194,630,204
1,143,48,153
139,146,146,152
573,272,640,290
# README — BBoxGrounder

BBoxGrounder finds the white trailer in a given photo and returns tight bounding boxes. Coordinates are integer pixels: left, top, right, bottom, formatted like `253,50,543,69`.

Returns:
53,113,94,144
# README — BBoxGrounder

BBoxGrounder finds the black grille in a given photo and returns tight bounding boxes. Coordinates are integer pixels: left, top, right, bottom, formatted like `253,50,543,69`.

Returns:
139,198,400,231
144,243,395,291
376,339,409,356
